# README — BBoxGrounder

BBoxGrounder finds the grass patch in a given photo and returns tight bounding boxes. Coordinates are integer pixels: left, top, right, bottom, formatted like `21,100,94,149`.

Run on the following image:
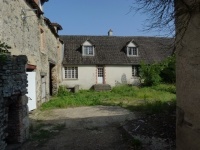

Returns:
41,84,176,114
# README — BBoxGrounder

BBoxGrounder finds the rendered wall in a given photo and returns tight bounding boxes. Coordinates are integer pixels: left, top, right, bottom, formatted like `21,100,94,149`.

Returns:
62,66,96,89
105,65,133,87
62,65,136,89
176,0,200,149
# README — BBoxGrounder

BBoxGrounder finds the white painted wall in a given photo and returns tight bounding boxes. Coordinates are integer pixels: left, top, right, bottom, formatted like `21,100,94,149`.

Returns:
62,65,137,90
62,65,97,89
105,65,132,87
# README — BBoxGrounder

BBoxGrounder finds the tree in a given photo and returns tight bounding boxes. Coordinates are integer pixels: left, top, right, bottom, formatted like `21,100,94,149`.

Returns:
131,0,200,149
130,0,175,37
130,0,197,41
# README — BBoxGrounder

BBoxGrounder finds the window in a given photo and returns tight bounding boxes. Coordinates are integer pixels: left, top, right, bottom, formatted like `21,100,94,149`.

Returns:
83,46,94,56
132,66,139,76
40,27,45,52
64,67,78,79
128,47,138,56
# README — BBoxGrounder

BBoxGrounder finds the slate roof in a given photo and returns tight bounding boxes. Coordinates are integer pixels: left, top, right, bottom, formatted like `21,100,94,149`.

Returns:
61,35,174,65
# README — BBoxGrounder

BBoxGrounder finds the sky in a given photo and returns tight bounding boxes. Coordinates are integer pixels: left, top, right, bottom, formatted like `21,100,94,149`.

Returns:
43,0,161,36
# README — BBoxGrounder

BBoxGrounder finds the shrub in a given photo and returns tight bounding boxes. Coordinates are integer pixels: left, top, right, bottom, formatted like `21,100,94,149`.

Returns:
139,62,163,86
139,55,176,86
160,55,176,83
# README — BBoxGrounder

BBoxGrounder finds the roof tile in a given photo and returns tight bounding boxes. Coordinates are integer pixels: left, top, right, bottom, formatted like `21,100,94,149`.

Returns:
61,35,174,65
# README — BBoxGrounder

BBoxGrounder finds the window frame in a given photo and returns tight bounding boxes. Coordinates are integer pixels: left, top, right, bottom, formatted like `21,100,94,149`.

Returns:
83,46,94,56
64,66,78,79
127,47,138,56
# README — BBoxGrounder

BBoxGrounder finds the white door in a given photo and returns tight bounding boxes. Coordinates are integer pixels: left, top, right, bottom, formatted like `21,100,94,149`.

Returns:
26,72,37,111
97,66,104,84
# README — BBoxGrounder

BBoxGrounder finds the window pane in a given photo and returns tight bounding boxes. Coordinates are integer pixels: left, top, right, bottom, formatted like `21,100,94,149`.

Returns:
83,46,93,55
65,67,78,79
133,48,137,55
128,47,137,56
129,48,132,55
84,47,88,55
88,47,93,55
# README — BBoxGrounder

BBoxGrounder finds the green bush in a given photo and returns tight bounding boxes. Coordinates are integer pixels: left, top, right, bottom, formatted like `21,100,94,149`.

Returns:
139,55,176,86
139,62,163,86
160,55,176,83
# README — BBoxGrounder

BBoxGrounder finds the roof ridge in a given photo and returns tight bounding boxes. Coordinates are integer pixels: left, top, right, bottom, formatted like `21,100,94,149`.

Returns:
60,35,172,39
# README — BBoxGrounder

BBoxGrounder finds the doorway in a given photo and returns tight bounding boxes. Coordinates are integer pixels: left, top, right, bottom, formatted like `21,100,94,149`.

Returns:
97,66,104,84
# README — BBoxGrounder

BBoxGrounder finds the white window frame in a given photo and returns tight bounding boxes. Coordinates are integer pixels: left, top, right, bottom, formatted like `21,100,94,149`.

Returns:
64,67,78,79
82,40,95,56
127,47,138,56
83,46,94,56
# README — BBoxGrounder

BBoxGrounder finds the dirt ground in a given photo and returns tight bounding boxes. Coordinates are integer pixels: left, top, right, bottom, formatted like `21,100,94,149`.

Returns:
16,105,175,150
20,106,138,150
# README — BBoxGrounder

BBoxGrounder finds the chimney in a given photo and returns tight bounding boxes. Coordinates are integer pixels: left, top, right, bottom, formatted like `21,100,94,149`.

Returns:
108,29,113,36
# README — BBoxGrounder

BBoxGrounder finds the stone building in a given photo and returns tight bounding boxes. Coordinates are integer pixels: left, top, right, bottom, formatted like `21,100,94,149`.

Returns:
0,0,63,110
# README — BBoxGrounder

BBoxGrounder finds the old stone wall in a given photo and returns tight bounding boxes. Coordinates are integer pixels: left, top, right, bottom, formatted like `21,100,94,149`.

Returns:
1,0,62,107
0,55,28,150
176,0,200,149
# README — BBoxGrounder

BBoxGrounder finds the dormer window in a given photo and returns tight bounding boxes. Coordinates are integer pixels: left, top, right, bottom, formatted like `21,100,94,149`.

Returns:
128,47,138,56
83,46,94,56
82,40,94,56
126,40,138,57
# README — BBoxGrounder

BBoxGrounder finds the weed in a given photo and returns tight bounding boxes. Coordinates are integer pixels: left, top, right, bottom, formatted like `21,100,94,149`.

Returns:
57,86,69,97
40,84,176,114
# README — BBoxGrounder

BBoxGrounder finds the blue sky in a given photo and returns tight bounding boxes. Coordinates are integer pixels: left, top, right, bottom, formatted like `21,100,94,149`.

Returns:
43,0,160,36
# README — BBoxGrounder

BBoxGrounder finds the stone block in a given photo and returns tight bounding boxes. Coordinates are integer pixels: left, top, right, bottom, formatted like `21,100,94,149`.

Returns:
23,116,29,129
93,84,111,91
20,95,28,105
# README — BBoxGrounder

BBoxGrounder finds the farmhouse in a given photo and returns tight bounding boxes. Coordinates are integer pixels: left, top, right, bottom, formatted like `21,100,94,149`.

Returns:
61,30,173,90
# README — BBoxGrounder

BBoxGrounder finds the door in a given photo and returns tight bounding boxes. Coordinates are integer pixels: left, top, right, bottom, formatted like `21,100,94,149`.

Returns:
26,72,37,111
97,66,104,84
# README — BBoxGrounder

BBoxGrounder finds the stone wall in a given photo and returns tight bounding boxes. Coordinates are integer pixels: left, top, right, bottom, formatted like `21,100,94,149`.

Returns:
93,84,111,91
0,55,29,150
1,0,63,107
